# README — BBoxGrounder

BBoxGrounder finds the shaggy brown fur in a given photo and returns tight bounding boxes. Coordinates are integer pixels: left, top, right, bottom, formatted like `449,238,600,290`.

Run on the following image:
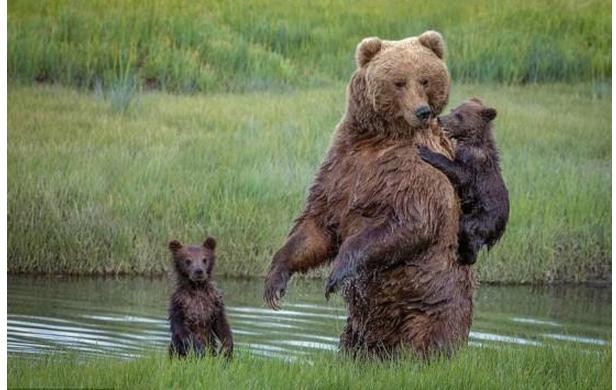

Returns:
419,98,509,265
168,237,233,359
264,31,475,359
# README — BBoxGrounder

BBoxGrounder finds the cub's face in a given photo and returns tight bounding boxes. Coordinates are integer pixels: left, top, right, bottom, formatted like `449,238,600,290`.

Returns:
356,31,450,129
439,98,497,142
169,237,217,283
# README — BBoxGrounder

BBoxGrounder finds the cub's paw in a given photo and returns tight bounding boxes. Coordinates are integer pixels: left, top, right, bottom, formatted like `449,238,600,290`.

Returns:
418,146,434,161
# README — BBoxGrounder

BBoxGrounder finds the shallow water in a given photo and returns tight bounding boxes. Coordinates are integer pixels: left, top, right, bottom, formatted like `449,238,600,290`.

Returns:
7,276,611,359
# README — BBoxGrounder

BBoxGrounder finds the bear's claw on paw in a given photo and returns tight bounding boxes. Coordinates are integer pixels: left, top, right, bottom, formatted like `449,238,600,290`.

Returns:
325,268,346,300
324,279,338,301
264,268,290,310
264,289,283,310
263,283,286,310
325,258,356,300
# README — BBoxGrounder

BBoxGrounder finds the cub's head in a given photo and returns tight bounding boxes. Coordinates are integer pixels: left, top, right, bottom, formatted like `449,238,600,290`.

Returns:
354,30,450,130
168,237,217,283
439,98,497,142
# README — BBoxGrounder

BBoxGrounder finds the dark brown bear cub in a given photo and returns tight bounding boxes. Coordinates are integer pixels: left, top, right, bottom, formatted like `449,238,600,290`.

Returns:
419,98,509,265
168,237,233,359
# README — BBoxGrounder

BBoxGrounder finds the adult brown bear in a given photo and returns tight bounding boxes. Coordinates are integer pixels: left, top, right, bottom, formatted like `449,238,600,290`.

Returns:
264,31,475,358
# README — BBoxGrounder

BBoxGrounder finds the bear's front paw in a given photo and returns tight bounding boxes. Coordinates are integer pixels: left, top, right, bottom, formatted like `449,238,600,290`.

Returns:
324,265,350,301
263,268,289,310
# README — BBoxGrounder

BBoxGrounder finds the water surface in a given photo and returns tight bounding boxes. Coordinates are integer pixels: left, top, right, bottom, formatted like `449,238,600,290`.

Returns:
7,276,611,359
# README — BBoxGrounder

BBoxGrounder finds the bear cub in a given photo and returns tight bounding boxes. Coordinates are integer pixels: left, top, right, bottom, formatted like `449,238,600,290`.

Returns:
419,98,509,265
168,237,233,359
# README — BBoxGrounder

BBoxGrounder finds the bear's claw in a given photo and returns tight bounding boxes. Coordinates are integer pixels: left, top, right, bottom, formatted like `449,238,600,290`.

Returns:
264,276,287,310
324,279,337,301
264,287,285,310
325,266,346,300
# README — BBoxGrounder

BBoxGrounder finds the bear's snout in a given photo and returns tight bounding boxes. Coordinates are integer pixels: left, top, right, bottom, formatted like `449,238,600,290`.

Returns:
415,106,432,121
191,268,206,281
438,116,449,132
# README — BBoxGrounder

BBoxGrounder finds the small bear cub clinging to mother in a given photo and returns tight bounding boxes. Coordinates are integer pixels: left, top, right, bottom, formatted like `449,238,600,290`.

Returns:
168,237,233,359
419,98,509,265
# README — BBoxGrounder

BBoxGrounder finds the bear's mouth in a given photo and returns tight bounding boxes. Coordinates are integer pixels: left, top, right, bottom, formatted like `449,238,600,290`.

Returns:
441,126,460,145
190,274,208,283
442,126,459,139
442,125,454,138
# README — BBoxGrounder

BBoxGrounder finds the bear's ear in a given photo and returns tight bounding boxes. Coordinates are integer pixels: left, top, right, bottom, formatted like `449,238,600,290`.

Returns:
203,237,217,250
418,30,445,60
469,97,483,104
356,37,383,67
169,240,182,253
481,107,497,121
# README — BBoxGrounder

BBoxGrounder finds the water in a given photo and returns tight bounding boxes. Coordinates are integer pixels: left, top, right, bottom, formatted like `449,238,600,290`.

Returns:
7,276,611,359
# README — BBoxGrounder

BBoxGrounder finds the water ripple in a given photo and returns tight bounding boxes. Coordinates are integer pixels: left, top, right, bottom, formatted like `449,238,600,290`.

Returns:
7,276,611,359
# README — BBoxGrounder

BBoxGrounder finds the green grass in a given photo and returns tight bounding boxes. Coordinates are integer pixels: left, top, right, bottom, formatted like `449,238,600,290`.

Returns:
8,0,611,92
7,83,610,282
7,345,612,389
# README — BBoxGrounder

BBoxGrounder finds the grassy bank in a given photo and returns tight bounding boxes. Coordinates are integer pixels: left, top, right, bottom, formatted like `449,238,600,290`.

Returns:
7,83,611,282
8,0,610,92
7,345,612,389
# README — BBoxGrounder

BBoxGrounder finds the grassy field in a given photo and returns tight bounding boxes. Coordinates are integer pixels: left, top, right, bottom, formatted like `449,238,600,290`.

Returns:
8,0,611,92
7,345,612,389
7,83,610,282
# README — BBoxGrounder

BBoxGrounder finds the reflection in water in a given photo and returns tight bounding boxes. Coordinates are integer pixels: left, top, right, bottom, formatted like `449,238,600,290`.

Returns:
7,276,611,359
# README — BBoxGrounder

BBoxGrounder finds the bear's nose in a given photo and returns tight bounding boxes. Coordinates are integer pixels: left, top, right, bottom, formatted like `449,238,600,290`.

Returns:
194,269,204,276
415,106,432,121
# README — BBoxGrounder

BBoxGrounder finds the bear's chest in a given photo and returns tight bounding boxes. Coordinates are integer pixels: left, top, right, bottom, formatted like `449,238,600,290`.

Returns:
176,289,219,330
324,142,417,235
337,142,415,200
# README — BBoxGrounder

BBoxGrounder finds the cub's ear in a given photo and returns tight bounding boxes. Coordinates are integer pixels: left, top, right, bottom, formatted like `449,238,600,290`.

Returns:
418,30,445,60
203,237,217,250
356,37,382,67
481,108,497,121
168,240,182,253
469,97,483,104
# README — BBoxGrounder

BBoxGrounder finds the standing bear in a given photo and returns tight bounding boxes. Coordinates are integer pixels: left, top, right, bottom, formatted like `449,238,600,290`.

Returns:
264,31,475,358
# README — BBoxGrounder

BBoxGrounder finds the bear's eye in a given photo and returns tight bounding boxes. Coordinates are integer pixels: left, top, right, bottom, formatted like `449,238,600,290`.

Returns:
184,259,192,266
394,80,406,88
455,113,463,121
420,79,429,88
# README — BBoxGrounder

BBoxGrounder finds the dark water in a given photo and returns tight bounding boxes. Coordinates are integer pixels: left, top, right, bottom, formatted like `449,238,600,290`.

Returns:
7,276,611,359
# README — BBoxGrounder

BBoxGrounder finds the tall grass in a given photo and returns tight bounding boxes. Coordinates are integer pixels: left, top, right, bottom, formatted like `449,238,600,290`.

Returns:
7,345,612,389
8,0,611,93
7,83,611,282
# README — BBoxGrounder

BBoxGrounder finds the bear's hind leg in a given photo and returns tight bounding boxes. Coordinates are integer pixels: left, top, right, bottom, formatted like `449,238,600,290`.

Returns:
457,215,486,265
340,319,361,356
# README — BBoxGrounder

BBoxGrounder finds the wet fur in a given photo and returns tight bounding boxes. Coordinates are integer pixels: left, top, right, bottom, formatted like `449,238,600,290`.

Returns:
264,32,475,359
168,239,233,359
419,99,509,265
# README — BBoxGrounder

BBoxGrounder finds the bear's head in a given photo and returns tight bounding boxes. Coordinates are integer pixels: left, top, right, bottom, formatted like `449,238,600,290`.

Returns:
169,237,217,283
350,31,450,133
439,97,497,143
